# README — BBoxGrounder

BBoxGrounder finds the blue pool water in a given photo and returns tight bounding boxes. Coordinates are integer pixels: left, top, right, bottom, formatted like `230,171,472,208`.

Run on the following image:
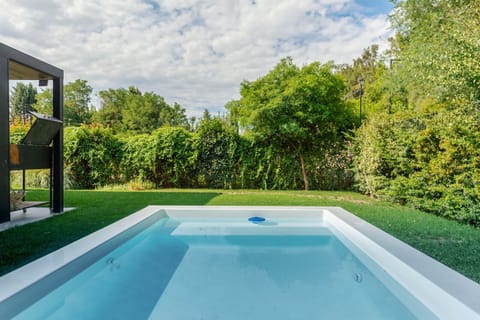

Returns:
13,216,436,319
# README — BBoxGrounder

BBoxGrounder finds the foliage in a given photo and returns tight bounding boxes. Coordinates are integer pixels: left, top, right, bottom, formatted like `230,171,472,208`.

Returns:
64,126,123,189
312,140,354,190
10,170,51,189
9,119,29,144
121,127,194,187
232,57,355,190
390,0,480,106
349,1,480,226
337,45,389,117
32,79,94,125
353,106,480,226
64,79,94,125
234,140,353,191
121,133,156,184
337,45,391,123
94,87,189,133
93,88,127,132
9,82,37,121
32,88,53,115
193,117,240,188
236,142,302,190
61,112,354,191
153,127,195,187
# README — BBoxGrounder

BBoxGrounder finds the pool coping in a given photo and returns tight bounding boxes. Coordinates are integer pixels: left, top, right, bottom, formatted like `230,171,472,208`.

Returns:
324,207,480,319
0,205,479,319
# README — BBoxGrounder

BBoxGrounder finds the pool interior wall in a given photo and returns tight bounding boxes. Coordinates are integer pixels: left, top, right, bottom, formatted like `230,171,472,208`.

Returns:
0,206,479,319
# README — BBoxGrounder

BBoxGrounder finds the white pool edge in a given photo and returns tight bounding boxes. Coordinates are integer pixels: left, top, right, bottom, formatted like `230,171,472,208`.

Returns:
0,205,479,319
323,207,480,319
0,205,161,303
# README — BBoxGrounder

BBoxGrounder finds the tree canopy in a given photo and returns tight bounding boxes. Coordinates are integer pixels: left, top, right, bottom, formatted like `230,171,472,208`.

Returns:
9,82,37,121
391,0,480,107
32,79,94,125
64,79,93,125
229,57,355,190
94,86,189,133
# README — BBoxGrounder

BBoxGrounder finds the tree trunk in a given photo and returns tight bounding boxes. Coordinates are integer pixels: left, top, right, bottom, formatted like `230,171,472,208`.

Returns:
300,155,309,191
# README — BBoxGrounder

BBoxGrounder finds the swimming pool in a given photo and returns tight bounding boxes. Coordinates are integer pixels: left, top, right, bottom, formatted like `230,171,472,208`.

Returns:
0,206,479,319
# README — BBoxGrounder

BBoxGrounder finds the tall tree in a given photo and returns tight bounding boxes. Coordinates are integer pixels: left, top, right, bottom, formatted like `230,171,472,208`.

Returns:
9,82,37,121
337,45,388,117
32,88,53,115
94,88,128,132
166,102,188,127
233,57,355,190
94,87,189,133
122,90,165,133
390,0,480,107
64,79,93,125
193,117,240,188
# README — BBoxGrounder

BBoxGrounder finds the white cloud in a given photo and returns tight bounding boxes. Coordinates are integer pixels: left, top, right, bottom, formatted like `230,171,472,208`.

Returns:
0,0,393,117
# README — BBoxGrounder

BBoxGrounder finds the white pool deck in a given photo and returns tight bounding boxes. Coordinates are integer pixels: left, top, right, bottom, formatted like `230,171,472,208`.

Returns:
0,206,479,319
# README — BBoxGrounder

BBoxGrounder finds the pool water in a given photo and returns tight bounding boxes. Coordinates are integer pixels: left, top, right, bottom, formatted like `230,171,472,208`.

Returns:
13,216,436,320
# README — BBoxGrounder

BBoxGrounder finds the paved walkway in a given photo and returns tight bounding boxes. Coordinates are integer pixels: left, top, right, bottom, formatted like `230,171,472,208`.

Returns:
0,207,74,231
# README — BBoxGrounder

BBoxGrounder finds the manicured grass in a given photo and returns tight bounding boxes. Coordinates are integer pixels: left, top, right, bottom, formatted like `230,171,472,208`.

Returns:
1,189,479,284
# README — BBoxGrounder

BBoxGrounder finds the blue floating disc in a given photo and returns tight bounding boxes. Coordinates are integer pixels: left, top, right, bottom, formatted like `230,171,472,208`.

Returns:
248,216,266,223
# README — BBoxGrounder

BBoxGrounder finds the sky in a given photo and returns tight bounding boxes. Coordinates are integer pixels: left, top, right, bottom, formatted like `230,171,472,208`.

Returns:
0,0,394,118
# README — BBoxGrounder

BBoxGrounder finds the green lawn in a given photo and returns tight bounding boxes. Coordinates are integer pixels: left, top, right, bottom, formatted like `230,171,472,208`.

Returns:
1,189,479,284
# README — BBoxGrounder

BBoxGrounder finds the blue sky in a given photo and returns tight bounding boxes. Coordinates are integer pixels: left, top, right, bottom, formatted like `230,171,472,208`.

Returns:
356,0,393,14
0,0,394,117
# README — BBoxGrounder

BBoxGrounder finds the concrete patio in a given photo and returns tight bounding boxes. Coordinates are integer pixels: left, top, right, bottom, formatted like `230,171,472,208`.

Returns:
0,207,73,232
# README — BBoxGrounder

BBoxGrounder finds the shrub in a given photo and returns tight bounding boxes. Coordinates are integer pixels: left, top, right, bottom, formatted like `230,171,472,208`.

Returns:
353,106,480,226
193,118,240,189
64,126,123,189
121,127,194,187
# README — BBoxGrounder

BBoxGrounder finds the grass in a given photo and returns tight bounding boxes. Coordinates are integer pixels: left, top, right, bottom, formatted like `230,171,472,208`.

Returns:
1,189,479,284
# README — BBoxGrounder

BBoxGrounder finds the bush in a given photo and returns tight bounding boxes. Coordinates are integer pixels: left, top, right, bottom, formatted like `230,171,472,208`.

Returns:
193,118,240,188
353,106,480,226
9,120,29,144
121,127,195,187
10,170,51,189
64,126,123,189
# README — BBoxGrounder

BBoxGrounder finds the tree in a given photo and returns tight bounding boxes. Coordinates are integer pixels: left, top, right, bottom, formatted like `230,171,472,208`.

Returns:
338,45,383,89
224,100,241,133
64,126,123,188
167,102,189,127
337,45,388,117
193,117,240,188
122,89,162,133
9,82,37,121
32,88,53,115
121,127,194,187
94,87,189,133
349,1,480,226
390,0,480,107
94,88,128,132
64,79,93,126
233,57,355,190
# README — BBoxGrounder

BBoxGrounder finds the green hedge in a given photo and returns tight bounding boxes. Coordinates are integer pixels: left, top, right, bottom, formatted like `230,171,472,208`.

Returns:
121,127,195,187
62,121,353,192
64,127,123,189
353,107,480,226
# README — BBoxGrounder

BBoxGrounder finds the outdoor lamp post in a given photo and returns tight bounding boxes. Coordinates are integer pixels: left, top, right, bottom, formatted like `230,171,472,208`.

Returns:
358,76,365,124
